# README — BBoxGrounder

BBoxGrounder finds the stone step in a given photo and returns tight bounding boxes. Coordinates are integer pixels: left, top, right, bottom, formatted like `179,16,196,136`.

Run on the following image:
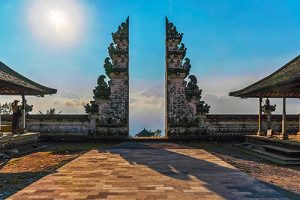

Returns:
245,135,300,148
235,143,300,165
263,145,300,157
252,148,300,162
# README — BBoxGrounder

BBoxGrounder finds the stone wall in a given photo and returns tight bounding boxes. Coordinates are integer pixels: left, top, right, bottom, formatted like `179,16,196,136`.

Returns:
1,114,90,135
1,114,298,140
205,114,298,138
165,114,299,139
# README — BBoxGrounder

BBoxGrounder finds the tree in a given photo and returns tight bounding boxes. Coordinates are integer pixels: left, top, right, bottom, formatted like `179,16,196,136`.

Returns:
25,104,33,115
39,108,62,115
93,75,110,100
84,102,99,115
0,103,12,115
85,75,110,114
154,129,162,137
185,75,210,115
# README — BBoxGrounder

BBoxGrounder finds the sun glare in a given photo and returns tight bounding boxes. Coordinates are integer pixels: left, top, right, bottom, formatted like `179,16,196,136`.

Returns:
48,9,67,32
28,0,86,47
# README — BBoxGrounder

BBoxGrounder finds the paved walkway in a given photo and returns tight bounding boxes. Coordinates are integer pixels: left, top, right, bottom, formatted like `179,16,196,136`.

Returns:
8,143,287,200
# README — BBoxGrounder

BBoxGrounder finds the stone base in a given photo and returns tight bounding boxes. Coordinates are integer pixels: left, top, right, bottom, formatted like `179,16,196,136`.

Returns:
167,127,207,139
90,127,129,138
267,129,274,137
257,131,267,136
280,133,289,140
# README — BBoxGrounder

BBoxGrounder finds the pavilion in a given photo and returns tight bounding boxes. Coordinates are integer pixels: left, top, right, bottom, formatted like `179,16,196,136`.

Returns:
0,61,57,133
230,55,300,140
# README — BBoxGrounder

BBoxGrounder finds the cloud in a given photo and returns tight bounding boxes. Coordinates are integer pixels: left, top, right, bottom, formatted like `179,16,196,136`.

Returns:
198,75,262,97
28,96,89,114
59,90,81,100
64,99,86,107
199,76,300,114
140,81,164,97
0,90,90,114
129,90,165,135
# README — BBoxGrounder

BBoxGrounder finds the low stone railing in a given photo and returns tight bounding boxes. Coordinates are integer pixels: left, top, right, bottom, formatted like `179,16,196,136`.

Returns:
0,114,298,139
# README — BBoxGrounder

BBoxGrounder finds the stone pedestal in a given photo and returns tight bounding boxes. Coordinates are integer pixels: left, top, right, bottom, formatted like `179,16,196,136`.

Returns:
267,129,273,137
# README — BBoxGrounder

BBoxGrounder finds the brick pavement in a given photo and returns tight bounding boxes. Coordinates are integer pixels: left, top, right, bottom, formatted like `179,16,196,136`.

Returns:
8,142,288,200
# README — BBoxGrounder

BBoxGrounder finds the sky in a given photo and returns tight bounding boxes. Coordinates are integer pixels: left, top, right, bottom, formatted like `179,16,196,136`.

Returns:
0,0,299,135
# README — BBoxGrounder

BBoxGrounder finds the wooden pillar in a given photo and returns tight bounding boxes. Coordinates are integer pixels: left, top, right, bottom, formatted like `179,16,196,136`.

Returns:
298,113,300,134
21,94,26,133
282,97,288,140
0,103,2,132
257,98,263,136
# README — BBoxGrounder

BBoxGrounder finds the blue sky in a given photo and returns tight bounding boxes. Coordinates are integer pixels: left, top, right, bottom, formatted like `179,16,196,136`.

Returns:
0,0,299,134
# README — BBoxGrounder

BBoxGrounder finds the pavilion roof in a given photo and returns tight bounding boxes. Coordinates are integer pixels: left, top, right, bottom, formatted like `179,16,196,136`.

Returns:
0,61,57,96
135,128,153,137
229,55,300,98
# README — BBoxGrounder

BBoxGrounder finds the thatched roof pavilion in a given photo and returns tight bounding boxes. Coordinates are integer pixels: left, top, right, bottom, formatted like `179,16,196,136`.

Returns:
0,61,57,132
0,61,57,96
230,55,300,140
230,55,300,98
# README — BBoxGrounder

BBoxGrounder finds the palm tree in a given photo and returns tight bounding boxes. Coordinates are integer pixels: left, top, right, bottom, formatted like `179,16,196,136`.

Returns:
39,108,62,115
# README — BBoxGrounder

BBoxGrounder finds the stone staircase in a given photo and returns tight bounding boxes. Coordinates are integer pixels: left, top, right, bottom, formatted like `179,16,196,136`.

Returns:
235,142,300,165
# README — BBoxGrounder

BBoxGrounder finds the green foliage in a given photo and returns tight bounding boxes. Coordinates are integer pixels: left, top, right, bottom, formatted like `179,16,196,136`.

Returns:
103,57,113,77
185,75,202,100
0,102,33,115
25,104,33,115
93,75,110,100
108,43,128,59
39,108,62,115
196,101,210,115
84,101,99,115
183,58,191,75
85,68,111,115
103,57,127,78
153,129,162,137
0,102,12,114
185,75,210,115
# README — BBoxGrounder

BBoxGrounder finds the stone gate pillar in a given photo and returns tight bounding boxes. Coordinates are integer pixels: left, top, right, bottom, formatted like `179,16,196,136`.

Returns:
86,17,129,138
165,17,210,139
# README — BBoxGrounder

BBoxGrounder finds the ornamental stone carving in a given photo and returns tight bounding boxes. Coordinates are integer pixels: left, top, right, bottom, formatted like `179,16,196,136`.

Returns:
86,17,129,138
166,17,210,138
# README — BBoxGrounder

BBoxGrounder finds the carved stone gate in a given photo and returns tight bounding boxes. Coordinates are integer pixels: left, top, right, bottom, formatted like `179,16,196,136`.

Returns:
85,17,129,138
165,18,209,138
86,17,209,139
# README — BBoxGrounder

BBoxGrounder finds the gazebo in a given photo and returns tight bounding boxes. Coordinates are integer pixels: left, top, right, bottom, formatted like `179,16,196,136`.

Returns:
230,55,300,140
0,61,57,133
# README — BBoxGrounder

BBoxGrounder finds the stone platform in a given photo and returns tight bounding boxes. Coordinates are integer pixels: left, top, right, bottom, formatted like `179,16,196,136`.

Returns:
8,142,287,200
0,132,40,150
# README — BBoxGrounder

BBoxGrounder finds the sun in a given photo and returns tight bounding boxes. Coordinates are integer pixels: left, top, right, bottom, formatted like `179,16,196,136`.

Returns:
27,0,86,47
48,9,67,32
